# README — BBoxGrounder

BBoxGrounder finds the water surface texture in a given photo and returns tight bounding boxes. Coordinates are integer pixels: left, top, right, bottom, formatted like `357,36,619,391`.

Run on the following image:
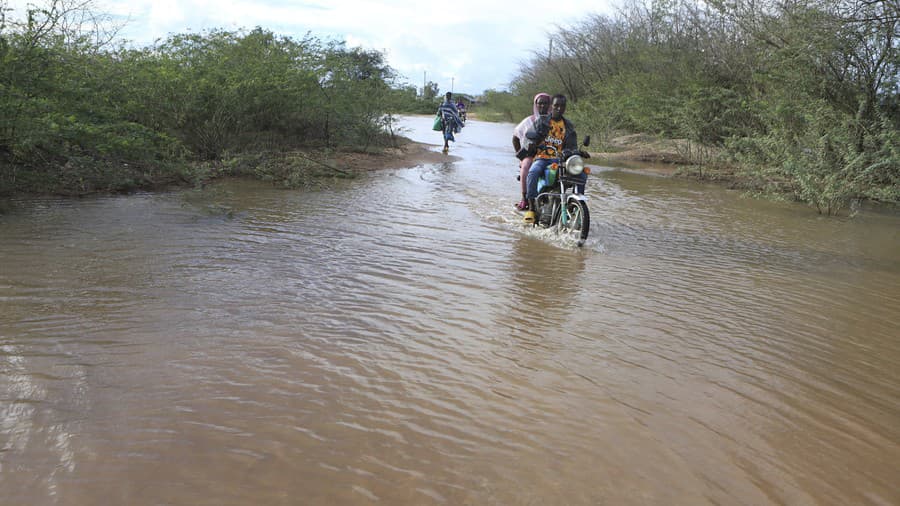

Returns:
2,117,899,505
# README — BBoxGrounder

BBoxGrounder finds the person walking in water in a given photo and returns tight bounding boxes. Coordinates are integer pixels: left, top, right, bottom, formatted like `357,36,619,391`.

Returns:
437,92,464,154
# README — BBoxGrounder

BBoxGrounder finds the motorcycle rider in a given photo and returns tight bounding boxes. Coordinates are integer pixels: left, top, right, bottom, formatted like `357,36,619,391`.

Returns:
524,94,586,222
512,92,551,211
456,98,467,121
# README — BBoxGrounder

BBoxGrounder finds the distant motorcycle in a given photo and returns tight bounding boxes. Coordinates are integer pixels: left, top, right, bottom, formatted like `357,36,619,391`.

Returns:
523,136,592,246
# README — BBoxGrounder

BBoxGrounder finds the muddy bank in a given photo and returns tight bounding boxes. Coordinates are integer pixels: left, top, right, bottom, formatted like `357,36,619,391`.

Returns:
588,133,765,191
329,137,454,172
354,133,686,179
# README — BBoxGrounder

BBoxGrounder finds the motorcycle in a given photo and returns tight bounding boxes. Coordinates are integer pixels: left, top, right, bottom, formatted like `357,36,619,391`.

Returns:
523,136,593,246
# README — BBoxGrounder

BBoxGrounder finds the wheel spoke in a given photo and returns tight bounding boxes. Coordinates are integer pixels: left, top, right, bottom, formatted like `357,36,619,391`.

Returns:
560,200,590,244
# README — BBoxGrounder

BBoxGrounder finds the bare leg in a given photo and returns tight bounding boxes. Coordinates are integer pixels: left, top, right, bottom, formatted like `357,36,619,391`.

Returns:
517,157,533,208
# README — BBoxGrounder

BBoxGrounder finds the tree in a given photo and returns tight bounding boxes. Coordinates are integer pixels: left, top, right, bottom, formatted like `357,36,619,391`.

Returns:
422,80,439,101
0,0,405,195
507,0,898,211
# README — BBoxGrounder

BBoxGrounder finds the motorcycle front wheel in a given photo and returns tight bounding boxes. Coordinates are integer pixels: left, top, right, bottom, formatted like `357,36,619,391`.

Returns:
560,199,590,244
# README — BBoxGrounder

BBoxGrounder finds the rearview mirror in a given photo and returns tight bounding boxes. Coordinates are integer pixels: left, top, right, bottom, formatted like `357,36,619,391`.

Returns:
582,136,591,147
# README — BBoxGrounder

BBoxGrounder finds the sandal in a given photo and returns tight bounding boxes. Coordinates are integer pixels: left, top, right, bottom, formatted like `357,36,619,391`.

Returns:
515,200,528,211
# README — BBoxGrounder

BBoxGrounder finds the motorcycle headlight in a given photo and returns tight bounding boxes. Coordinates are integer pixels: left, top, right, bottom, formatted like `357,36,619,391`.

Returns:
565,155,585,175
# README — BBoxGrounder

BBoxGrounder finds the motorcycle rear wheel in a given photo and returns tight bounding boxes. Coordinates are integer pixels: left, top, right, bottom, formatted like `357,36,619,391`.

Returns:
561,199,590,244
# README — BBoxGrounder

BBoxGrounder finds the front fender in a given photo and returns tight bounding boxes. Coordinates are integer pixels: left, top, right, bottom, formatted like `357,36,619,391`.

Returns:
565,194,588,205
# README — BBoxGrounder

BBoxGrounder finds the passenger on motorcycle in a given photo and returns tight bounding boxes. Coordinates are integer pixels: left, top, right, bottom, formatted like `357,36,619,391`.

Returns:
512,92,551,211
524,94,586,215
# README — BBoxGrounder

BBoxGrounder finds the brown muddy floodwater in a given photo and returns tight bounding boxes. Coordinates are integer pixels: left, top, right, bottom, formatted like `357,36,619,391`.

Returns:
1,117,899,505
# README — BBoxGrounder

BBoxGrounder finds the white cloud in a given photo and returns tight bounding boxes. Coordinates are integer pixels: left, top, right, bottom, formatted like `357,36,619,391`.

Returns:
5,0,616,93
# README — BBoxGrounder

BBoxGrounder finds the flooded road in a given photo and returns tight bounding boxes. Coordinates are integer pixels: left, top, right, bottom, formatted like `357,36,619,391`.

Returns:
2,116,899,505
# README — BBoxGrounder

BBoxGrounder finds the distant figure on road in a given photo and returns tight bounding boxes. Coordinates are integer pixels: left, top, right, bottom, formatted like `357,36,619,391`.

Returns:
437,92,464,154
456,99,467,123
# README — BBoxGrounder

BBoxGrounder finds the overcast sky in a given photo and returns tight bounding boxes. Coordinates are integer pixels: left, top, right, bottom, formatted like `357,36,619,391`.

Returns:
7,0,617,94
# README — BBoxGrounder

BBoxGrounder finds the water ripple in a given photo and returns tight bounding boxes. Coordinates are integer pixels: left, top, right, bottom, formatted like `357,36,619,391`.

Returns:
1,129,899,505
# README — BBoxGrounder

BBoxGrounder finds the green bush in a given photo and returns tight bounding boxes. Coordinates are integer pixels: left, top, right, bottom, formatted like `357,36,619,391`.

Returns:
0,2,402,195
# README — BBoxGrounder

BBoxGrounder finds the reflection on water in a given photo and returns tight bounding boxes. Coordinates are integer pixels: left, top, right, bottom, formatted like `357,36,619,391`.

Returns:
504,236,589,320
1,117,899,505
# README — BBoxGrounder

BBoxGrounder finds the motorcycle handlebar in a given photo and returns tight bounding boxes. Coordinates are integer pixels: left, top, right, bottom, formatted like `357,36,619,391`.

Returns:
555,147,591,161
530,145,591,165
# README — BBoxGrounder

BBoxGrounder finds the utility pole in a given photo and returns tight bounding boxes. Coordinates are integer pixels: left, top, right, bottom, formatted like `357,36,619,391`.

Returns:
451,77,454,93
423,71,426,97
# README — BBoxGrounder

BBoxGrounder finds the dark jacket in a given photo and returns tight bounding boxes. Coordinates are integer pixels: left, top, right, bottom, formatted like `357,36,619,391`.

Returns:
525,116,577,156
